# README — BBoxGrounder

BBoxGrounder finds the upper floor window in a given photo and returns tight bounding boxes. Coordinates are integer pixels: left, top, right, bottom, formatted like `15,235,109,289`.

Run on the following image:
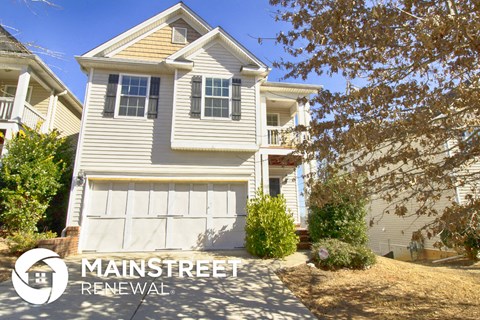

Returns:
267,113,279,127
172,27,187,44
204,78,230,118
3,85,33,103
118,75,149,117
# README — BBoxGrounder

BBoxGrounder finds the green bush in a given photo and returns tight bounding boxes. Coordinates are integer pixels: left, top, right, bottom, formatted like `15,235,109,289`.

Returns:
308,176,368,245
311,239,376,270
245,188,299,258
6,231,57,255
0,127,69,233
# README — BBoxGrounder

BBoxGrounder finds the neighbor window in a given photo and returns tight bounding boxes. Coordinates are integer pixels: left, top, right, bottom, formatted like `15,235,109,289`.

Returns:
118,75,148,117
269,178,281,197
3,85,33,103
267,114,279,126
204,78,230,118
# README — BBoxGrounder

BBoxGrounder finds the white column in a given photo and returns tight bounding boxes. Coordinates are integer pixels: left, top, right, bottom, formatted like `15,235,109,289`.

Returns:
261,154,269,194
11,67,31,123
297,101,305,126
259,96,267,146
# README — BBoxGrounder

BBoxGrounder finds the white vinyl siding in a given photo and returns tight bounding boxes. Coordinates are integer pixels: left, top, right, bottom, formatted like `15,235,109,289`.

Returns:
173,42,256,144
269,166,299,223
68,69,256,226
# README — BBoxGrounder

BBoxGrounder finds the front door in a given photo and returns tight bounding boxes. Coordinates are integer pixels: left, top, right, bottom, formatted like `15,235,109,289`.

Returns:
269,178,281,197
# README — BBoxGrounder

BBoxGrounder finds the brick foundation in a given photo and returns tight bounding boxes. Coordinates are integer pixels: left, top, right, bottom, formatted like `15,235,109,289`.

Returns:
38,226,80,258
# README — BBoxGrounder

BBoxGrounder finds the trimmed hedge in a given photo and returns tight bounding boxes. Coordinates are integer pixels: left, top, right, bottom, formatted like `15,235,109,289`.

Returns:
311,239,376,270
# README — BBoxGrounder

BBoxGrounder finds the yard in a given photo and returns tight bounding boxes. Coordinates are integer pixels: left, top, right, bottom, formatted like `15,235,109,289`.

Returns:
277,256,480,320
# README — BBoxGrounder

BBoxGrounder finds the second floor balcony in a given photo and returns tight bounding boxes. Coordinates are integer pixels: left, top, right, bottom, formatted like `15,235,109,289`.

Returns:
0,96,47,130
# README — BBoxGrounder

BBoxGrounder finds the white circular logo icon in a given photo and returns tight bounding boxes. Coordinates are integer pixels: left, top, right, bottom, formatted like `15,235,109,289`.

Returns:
11,248,68,304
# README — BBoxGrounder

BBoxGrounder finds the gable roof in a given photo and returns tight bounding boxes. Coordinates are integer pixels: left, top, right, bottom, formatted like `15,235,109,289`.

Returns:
83,2,212,58
0,26,30,54
0,26,82,112
166,27,268,72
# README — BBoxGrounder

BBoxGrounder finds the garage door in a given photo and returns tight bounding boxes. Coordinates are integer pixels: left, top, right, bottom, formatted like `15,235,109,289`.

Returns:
82,181,247,252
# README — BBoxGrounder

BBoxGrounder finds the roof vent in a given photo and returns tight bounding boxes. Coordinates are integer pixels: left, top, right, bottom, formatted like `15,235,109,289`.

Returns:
172,27,187,44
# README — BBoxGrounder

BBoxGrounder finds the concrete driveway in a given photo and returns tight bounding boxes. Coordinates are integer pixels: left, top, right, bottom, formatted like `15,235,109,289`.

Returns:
0,250,315,319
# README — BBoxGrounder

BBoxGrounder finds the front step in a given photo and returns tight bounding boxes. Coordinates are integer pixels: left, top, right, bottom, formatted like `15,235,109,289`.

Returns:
295,228,312,251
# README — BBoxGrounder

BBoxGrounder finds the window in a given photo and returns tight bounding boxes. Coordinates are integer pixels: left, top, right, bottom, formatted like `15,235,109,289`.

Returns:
3,85,33,103
172,27,187,44
269,178,281,197
267,114,279,126
204,78,230,118
118,75,148,117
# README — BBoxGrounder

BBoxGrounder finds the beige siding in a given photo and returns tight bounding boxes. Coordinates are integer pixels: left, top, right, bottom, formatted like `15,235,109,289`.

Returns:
367,190,454,260
113,19,201,61
53,99,81,138
69,69,256,226
270,166,299,222
173,42,257,145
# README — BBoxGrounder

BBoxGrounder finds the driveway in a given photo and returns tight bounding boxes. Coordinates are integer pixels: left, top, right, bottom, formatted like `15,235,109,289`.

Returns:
0,250,314,319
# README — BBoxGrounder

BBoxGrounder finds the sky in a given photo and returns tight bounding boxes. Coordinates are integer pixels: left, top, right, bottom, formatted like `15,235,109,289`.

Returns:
1,0,347,102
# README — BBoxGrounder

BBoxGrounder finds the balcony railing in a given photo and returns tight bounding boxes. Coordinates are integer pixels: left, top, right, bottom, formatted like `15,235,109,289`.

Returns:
23,102,47,130
0,97,14,120
267,127,297,147
0,97,46,130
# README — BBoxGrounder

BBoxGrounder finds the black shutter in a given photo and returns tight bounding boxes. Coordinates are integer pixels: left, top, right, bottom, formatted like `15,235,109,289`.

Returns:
231,78,241,120
104,74,119,118
190,76,202,118
148,77,160,119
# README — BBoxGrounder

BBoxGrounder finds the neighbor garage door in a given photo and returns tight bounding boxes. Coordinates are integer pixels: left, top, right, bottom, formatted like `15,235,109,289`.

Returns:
82,181,247,252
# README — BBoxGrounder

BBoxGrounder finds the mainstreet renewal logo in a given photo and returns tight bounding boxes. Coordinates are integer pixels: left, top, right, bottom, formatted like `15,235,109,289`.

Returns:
12,248,69,305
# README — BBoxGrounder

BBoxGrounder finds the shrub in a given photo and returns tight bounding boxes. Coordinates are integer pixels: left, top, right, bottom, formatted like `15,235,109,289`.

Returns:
245,188,299,258
311,239,376,270
0,127,69,233
6,231,57,255
308,176,368,245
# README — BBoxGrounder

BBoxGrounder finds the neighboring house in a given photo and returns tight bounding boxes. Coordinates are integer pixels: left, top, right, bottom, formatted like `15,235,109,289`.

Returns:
66,2,320,252
0,26,83,152
366,140,479,260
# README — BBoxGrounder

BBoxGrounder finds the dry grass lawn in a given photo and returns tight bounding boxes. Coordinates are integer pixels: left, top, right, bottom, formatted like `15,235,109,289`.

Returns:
277,256,480,320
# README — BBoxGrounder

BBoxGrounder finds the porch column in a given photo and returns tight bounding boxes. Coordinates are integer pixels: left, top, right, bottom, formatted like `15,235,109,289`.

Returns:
259,96,267,146
261,154,269,194
11,67,31,124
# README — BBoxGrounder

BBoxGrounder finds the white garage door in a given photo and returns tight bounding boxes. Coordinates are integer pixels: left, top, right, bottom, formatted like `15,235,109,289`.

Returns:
82,181,247,252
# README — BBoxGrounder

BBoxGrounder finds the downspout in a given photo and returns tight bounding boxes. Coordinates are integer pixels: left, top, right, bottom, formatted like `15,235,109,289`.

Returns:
49,90,67,131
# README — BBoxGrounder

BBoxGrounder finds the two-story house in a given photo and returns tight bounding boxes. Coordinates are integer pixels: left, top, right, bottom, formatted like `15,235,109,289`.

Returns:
0,26,82,152
66,2,320,252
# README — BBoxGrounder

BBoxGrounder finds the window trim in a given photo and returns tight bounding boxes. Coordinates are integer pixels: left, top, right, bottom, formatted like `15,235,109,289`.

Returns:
114,73,151,119
269,177,282,198
3,85,33,103
266,113,280,127
172,27,188,44
201,75,232,121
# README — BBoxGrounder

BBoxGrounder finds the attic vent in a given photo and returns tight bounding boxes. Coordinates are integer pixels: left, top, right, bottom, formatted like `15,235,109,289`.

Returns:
172,27,187,44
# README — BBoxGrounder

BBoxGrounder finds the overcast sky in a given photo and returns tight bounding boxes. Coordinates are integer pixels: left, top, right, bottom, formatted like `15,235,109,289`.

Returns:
2,0,346,102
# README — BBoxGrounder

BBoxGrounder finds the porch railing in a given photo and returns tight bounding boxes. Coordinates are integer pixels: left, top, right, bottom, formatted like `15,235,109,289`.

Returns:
0,97,14,120
22,102,47,130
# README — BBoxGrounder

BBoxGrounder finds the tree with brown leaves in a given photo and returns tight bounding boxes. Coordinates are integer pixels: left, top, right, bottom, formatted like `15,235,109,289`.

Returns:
270,0,480,258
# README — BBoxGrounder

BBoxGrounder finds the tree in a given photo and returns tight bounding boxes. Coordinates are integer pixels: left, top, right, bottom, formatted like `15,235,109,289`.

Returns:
269,0,480,256
0,127,69,233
